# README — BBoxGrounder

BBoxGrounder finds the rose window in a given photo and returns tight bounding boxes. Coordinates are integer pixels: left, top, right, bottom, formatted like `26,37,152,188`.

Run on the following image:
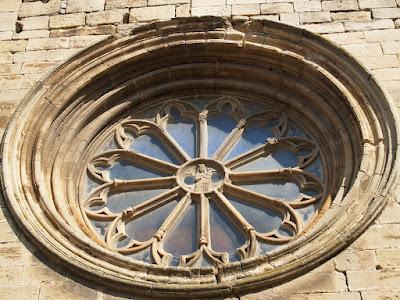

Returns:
83,98,326,267
2,17,397,298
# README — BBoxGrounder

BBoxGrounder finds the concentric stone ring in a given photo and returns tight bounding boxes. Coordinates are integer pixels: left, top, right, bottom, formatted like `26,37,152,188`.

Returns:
1,17,398,298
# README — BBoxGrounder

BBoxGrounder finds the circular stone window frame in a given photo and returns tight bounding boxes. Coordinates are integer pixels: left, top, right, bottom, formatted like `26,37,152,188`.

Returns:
1,17,399,298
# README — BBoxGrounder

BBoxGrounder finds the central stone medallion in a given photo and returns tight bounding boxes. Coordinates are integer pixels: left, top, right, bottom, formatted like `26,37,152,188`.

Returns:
177,159,227,194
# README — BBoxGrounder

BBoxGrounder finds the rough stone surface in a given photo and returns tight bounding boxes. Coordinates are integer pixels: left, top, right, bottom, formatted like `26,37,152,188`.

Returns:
334,249,377,271
66,0,106,13
372,7,400,19
26,37,69,51
18,0,60,18
261,3,294,14
0,1,399,299
347,270,400,291
130,6,176,21
300,11,332,23
294,1,322,12
343,19,394,30
322,0,359,11
20,16,50,30
105,0,147,9
331,11,371,21
49,13,86,29
49,25,116,37
192,5,232,16
359,0,397,8
86,9,128,26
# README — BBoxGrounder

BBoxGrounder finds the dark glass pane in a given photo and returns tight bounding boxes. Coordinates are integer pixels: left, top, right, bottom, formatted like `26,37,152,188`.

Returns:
209,202,245,255
128,247,153,264
304,157,324,179
297,201,323,225
85,176,99,195
258,241,279,254
125,199,177,242
277,226,294,237
191,255,214,268
107,189,169,213
99,137,118,152
234,148,299,171
131,134,179,164
227,196,283,234
164,203,198,259
90,220,109,237
109,160,167,180
237,180,300,201
225,124,274,161
286,123,309,138
166,111,197,158
116,237,130,248
207,115,237,157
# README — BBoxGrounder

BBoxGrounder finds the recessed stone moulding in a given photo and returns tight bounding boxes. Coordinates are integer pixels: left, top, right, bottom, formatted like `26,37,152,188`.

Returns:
1,17,399,298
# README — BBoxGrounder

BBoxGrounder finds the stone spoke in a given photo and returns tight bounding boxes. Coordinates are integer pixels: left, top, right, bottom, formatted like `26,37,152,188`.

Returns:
199,111,208,158
199,194,211,247
213,190,254,233
120,186,182,221
153,192,192,242
212,119,247,161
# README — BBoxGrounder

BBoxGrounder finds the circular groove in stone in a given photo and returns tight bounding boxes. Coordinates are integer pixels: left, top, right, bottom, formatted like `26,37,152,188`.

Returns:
0,17,398,298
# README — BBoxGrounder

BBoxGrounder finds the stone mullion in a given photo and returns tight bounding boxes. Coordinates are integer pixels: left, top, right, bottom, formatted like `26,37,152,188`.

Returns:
224,182,292,215
120,185,181,221
230,168,324,189
112,176,177,191
213,190,258,257
212,119,246,161
224,144,267,170
213,190,255,234
125,150,180,174
158,127,191,162
153,192,192,242
94,149,180,175
224,183,303,235
199,194,211,247
229,168,303,184
199,111,208,158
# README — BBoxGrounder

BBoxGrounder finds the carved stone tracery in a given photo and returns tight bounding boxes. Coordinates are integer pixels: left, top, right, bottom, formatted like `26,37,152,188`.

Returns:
1,17,398,298
83,98,327,266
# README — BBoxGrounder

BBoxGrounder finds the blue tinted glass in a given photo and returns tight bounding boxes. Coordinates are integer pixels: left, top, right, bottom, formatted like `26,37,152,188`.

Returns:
297,201,322,225
237,181,300,201
99,137,118,152
286,123,309,138
304,157,324,179
209,202,245,254
107,189,169,213
128,247,153,264
117,237,130,248
277,226,294,237
225,124,274,161
227,196,282,234
167,112,197,158
258,242,279,254
131,134,179,164
234,148,298,171
164,203,198,263
91,220,109,237
125,199,177,242
85,176,99,195
109,160,166,180
207,115,237,157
